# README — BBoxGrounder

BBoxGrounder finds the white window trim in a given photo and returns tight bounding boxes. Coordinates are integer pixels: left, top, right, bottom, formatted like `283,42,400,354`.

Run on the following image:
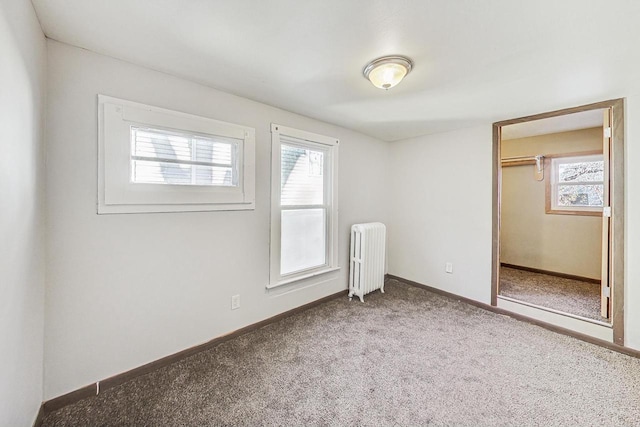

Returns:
550,154,604,213
269,124,339,289
97,95,255,214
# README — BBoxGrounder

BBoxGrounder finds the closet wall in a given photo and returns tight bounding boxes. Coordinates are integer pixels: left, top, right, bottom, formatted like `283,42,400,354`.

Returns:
500,128,602,279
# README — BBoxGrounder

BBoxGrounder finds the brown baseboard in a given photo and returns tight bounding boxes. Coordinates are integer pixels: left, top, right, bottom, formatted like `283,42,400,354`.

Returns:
32,403,44,427
385,274,640,360
41,289,347,416
500,263,600,284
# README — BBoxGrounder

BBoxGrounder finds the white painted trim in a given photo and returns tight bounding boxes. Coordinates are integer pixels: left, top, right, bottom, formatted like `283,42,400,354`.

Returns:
267,267,341,289
497,296,613,342
498,295,611,327
271,123,339,147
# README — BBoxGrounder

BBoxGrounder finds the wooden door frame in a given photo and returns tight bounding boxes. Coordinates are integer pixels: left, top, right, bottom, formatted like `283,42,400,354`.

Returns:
491,98,625,346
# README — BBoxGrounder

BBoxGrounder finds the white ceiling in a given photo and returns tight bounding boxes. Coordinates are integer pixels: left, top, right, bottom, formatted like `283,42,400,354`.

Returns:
501,109,604,140
31,0,640,142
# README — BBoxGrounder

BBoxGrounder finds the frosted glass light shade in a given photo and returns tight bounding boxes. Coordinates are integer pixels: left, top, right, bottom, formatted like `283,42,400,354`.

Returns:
363,56,413,90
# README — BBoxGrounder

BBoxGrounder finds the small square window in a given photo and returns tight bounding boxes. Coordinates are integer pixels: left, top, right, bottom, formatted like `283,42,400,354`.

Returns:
547,154,604,215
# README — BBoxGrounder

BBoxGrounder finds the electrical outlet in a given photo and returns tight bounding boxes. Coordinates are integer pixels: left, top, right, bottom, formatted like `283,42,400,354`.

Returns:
445,262,453,274
231,294,240,310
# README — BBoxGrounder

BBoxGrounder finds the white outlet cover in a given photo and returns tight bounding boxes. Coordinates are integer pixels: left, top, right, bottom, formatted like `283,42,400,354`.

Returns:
445,263,453,274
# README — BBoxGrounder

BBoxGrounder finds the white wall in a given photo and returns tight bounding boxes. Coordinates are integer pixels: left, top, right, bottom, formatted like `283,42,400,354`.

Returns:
0,0,47,425
44,40,390,399
388,97,640,351
387,126,494,304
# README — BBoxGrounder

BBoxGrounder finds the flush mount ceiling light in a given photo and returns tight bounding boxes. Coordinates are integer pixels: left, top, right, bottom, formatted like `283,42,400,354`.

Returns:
363,55,413,90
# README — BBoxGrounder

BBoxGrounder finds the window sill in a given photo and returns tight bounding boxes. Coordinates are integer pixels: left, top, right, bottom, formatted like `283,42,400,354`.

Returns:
97,201,255,214
267,266,340,289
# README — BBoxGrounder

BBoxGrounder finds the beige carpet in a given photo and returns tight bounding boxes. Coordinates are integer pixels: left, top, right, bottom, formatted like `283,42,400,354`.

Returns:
499,267,603,321
43,279,640,426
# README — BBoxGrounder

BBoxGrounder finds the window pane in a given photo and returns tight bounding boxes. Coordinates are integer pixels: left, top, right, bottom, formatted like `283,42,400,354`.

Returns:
133,129,191,161
132,160,233,186
132,160,190,185
193,165,234,186
130,127,238,186
281,208,326,275
193,137,232,165
281,144,324,206
558,160,604,183
557,184,604,207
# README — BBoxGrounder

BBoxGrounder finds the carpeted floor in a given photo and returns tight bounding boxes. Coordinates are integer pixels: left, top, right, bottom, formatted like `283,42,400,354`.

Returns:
499,267,603,321
43,279,640,426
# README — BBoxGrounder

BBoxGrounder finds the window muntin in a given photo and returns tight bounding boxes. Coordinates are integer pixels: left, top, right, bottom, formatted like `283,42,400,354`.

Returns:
550,154,604,212
270,124,339,288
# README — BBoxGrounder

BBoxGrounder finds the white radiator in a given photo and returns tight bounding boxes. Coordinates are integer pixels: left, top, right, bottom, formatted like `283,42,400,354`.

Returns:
349,222,386,302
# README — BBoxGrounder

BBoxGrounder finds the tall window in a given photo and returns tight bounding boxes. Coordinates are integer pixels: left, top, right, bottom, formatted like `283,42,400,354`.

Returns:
269,124,339,288
547,153,604,215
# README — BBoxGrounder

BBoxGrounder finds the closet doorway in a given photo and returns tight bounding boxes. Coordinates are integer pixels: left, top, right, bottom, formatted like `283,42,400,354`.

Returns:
491,99,624,345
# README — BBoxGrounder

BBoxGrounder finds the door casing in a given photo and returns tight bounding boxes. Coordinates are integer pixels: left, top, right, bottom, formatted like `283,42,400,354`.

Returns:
491,98,625,345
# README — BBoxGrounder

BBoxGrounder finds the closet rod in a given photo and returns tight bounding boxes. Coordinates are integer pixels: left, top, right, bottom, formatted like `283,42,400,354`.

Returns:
501,154,543,161
501,154,545,181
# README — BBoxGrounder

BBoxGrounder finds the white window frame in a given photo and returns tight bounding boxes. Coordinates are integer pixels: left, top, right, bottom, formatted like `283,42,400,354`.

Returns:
269,124,339,288
549,153,604,214
98,95,255,214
